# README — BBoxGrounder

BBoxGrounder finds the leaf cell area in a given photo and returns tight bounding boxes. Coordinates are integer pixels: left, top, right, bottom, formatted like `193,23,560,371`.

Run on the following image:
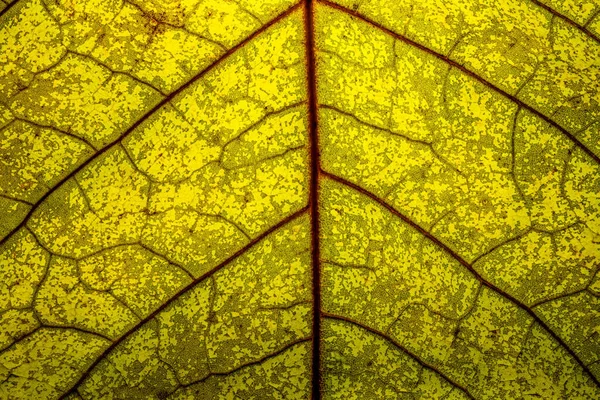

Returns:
1,0,600,398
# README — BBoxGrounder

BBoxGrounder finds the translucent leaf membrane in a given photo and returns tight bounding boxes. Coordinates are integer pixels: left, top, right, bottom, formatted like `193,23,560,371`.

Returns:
0,0,299,240
534,0,600,36
1,0,599,399
0,8,310,399
328,0,600,157
75,214,312,399
320,179,599,398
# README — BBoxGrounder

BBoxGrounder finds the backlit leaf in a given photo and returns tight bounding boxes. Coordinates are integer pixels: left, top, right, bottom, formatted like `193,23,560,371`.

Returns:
0,0,599,398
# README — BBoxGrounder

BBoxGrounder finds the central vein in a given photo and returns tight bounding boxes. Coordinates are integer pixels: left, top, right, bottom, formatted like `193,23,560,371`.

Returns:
304,0,322,398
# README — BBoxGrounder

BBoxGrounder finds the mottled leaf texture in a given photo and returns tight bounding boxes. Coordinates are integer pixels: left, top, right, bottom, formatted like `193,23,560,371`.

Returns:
0,0,599,398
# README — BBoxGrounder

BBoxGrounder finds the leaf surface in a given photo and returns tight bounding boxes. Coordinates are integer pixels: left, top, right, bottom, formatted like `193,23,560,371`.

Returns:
0,0,599,399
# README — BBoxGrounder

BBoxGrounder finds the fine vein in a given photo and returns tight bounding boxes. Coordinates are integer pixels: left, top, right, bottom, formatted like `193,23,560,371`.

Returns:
0,1,303,248
322,170,600,388
58,207,308,399
318,0,600,167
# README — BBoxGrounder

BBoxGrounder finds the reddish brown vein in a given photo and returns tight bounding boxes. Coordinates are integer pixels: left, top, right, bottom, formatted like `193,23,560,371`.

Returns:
180,338,311,388
323,312,475,399
0,325,112,357
0,1,302,249
304,0,323,398
322,170,600,388
0,0,17,19
528,0,600,43
318,0,600,167
58,206,308,399
2,0,597,396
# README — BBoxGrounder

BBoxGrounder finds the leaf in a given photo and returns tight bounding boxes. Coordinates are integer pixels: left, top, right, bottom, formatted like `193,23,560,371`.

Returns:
0,0,599,399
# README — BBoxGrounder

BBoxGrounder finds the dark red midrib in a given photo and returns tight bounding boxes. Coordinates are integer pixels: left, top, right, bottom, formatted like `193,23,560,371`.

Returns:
57,207,308,400
304,0,322,399
318,0,600,167
322,312,475,399
322,170,600,389
0,2,302,249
